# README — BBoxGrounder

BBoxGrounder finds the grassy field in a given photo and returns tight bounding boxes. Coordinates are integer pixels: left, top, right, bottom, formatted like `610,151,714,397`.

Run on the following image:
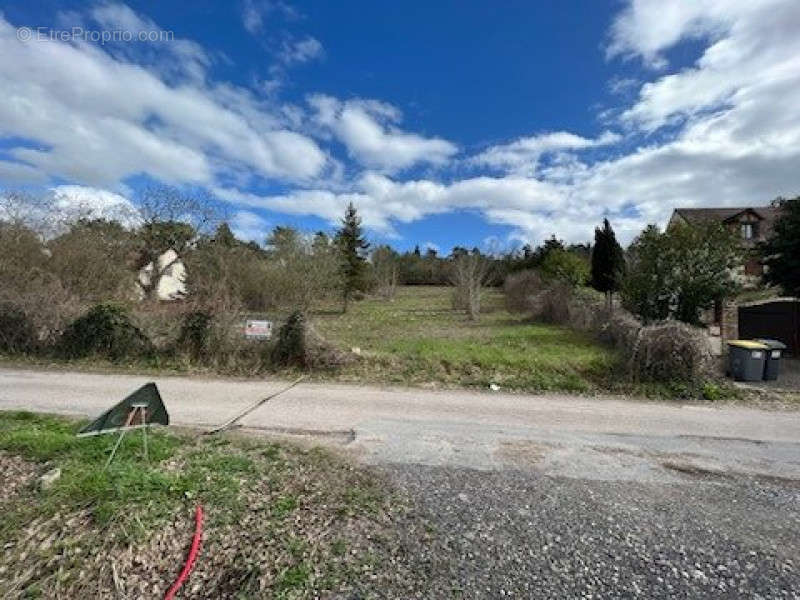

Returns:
0,411,408,598
314,286,620,393
0,285,623,395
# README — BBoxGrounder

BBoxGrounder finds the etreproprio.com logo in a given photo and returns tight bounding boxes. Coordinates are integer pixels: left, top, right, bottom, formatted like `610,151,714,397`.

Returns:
16,26,174,44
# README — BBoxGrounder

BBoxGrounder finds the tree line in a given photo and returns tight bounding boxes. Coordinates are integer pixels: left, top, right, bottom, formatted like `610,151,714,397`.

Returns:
2,184,798,335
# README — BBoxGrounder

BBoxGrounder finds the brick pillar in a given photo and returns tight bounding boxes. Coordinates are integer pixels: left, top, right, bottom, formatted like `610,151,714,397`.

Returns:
720,299,738,348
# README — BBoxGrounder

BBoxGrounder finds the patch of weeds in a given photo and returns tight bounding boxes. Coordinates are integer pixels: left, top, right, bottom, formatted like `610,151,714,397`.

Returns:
284,535,309,558
260,443,282,460
273,494,298,517
331,539,347,556
702,381,723,401
188,450,257,475
339,483,382,515
275,563,311,594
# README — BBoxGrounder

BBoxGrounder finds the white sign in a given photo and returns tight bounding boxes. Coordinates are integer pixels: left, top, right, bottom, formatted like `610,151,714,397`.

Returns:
244,320,273,339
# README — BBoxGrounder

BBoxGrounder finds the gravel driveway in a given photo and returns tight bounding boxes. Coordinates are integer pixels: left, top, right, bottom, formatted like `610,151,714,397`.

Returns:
372,466,800,599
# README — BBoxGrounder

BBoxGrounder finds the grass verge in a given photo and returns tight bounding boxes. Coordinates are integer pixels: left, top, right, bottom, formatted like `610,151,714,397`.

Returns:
0,411,410,599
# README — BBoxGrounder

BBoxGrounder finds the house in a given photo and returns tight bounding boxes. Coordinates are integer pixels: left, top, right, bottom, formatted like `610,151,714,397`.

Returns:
668,206,782,281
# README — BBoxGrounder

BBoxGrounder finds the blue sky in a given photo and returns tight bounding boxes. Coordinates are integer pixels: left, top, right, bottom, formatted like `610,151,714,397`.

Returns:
1,1,799,252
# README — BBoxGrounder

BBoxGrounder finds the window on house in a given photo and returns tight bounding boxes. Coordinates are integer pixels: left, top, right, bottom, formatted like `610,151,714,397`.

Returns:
741,223,753,239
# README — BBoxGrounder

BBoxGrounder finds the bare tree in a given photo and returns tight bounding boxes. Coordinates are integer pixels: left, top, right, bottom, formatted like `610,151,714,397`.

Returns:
372,245,399,300
450,251,490,321
134,186,217,300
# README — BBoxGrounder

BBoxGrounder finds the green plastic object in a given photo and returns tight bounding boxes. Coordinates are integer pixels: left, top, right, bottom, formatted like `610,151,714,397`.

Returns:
78,382,169,437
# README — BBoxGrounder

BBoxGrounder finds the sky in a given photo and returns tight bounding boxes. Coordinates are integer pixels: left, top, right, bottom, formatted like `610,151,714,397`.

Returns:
0,0,799,252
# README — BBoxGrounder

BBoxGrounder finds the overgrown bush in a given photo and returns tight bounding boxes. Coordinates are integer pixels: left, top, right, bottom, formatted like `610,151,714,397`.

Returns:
58,303,154,361
626,320,713,383
506,280,715,386
504,270,544,313
0,303,37,354
271,311,308,367
176,311,214,360
272,310,354,369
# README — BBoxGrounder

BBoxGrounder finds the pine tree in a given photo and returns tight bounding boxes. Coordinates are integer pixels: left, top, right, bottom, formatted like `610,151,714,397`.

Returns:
335,202,370,312
590,218,625,310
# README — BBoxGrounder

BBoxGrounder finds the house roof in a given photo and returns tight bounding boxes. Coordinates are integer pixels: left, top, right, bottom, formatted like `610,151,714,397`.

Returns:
672,206,782,233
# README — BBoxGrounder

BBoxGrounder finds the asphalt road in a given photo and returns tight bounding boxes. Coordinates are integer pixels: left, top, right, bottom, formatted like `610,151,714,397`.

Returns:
1,367,799,482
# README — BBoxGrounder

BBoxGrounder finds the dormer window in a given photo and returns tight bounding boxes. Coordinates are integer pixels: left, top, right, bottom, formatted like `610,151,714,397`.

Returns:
741,223,753,239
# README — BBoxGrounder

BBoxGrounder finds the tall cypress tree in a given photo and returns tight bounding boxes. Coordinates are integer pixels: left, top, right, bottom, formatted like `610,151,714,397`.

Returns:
335,202,370,312
590,218,625,309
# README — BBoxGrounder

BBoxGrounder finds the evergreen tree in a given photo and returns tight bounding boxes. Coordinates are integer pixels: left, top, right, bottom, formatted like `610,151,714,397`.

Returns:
213,222,237,247
590,218,626,309
335,202,370,312
761,197,800,296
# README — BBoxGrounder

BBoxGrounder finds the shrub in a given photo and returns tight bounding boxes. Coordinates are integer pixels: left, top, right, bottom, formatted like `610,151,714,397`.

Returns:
176,311,214,360
271,311,354,369
622,222,741,325
0,303,37,354
271,311,307,367
59,303,154,361
503,270,544,313
540,249,589,287
509,281,715,386
626,320,714,383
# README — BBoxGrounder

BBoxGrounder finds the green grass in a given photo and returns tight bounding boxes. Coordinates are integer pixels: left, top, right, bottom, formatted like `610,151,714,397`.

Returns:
0,411,407,598
314,286,620,393
0,411,251,540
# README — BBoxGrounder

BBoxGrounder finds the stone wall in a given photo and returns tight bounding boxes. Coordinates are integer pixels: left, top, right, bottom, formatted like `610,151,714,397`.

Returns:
720,299,738,347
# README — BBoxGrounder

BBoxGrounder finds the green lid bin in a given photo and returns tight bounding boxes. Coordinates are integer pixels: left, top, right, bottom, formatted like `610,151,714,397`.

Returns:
727,340,768,382
755,339,787,381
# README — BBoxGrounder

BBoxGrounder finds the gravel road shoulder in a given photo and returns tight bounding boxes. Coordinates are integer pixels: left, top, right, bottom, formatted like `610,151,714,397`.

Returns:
373,466,800,599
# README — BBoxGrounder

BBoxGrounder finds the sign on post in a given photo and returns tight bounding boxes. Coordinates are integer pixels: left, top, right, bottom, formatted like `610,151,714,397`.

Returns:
77,382,170,469
244,319,273,340
78,382,169,437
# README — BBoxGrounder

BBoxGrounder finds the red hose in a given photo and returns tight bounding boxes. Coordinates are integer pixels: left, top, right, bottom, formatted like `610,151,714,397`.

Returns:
164,505,204,600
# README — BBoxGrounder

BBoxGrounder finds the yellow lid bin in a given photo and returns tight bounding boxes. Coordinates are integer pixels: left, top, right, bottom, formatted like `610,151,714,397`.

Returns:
727,340,768,381
727,340,768,350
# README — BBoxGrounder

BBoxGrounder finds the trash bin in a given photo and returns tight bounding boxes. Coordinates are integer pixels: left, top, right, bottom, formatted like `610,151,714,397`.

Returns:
727,340,768,381
755,339,787,381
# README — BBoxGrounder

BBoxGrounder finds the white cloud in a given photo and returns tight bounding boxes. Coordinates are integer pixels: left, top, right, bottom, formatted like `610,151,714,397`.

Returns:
88,2,212,83
230,210,270,242
279,36,323,65
0,160,46,183
0,185,139,235
0,12,328,188
606,0,736,69
241,0,267,34
4,1,800,252
307,94,458,172
471,131,621,176
240,0,298,35
51,184,139,225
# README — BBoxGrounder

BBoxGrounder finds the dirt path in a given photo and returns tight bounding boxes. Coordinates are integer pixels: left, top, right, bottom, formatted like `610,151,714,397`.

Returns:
2,367,799,481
